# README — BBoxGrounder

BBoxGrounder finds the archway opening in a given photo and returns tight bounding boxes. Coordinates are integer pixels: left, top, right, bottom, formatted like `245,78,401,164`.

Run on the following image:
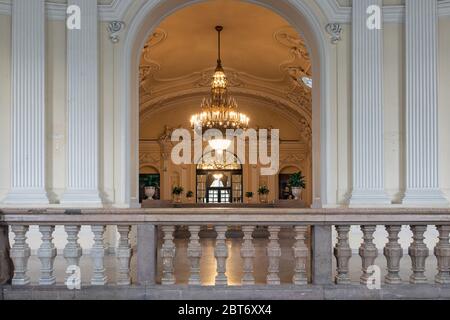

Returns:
126,1,328,208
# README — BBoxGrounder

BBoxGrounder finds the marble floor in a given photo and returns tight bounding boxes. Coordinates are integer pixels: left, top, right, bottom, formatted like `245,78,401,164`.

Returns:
22,235,439,286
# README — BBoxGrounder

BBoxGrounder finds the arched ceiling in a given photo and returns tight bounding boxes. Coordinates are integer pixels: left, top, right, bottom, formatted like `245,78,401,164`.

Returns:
139,0,312,140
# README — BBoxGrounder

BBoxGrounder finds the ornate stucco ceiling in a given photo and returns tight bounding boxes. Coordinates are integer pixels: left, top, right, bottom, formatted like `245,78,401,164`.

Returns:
139,0,313,141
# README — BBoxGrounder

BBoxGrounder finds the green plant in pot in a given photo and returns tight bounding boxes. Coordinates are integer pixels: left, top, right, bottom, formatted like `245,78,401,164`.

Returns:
257,185,270,203
186,190,194,202
288,172,306,200
172,186,184,203
245,191,254,203
144,177,159,200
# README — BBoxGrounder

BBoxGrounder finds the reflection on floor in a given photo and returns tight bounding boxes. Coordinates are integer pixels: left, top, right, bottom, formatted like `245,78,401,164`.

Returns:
23,235,439,286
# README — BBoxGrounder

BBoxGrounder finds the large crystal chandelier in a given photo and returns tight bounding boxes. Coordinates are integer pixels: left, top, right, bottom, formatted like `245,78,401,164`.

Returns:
190,26,249,151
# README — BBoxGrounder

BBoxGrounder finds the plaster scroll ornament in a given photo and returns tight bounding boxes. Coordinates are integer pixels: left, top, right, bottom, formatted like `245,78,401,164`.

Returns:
107,21,125,44
325,23,342,44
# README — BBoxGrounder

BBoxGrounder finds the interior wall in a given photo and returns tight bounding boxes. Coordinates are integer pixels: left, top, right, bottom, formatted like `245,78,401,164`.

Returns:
0,4,449,208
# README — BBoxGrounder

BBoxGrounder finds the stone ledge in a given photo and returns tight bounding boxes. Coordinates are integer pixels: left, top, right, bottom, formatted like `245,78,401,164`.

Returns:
2,284,450,300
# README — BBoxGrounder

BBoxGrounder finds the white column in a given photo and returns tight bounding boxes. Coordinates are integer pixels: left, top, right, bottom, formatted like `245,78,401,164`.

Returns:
349,0,390,205
402,0,448,206
3,0,49,205
61,0,102,206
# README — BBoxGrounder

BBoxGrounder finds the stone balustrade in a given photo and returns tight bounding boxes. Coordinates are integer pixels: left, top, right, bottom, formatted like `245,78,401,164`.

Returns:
1,208,450,298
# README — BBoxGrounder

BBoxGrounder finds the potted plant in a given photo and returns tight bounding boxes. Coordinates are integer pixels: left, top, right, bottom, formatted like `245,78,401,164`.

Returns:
245,192,254,204
257,185,270,203
288,172,306,200
186,190,194,202
172,186,184,203
144,177,159,201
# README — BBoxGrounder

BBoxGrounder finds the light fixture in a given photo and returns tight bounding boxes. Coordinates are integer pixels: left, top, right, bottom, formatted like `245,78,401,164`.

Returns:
208,138,231,152
190,26,250,151
301,76,313,89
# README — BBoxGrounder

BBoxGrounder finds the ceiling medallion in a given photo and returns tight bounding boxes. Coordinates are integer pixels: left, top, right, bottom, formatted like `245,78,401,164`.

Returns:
190,26,250,152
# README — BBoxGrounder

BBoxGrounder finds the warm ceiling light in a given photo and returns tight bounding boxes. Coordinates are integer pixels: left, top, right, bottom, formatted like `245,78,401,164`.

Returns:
190,26,250,151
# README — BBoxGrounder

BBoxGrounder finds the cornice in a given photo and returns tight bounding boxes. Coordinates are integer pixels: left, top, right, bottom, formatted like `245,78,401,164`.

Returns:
1,0,448,22
0,0,131,21
317,0,450,24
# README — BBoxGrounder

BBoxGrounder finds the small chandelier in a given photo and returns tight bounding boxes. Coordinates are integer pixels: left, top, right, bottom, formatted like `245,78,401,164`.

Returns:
190,26,250,151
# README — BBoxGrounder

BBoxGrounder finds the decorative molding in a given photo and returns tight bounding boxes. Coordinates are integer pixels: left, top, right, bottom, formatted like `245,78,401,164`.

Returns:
316,0,450,23
325,23,342,44
0,0,131,20
402,0,449,206
139,88,312,145
107,21,125,43
3,0,49,205
349,0,390,206
1,0,449,22
61,0,102,206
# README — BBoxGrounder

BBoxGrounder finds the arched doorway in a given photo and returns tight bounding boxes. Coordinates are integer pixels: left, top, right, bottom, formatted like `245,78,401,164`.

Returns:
117,0,331,208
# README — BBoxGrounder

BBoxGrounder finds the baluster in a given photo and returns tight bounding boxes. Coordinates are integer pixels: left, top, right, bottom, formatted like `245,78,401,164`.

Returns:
214,226,228,285
359,225,378,284
117,225,132,285
293,226,308,285
384,225,403,284
161,226,176,285
10,225,31,285
91,225,108,285
241,226,256,285
266,226,281,285
187,226,202,285
435,225,450,284
38,226,57,285
64,225,82,281
409,225,429,284
334,225,352,284
408,226,429,284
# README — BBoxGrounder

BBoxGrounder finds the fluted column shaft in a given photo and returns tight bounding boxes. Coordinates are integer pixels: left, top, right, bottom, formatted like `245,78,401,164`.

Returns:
403,0,448,205
4,0,49,204
349,0,389,205
61,0,101,205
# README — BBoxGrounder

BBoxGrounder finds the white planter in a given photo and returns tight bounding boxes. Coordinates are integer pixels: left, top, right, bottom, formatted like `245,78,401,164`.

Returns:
144,187,156,200
291,187,302,200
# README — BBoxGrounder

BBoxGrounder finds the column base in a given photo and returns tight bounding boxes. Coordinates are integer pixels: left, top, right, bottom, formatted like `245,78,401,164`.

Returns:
60,190,102,207
402,189,449,207
349,190,391,207
3,189,49,205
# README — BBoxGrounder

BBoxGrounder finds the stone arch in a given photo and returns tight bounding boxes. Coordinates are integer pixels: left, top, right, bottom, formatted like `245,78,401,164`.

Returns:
118,0,332,207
